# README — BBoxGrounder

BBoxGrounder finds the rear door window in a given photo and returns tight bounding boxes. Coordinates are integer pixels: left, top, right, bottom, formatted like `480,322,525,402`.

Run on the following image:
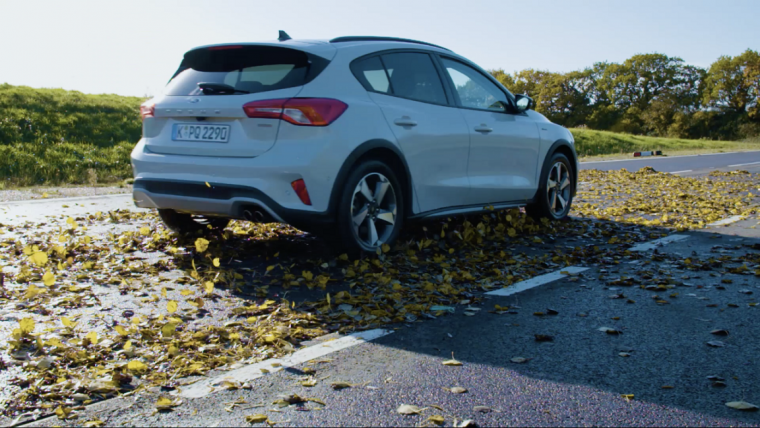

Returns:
380,52,448,105
164,46,327,96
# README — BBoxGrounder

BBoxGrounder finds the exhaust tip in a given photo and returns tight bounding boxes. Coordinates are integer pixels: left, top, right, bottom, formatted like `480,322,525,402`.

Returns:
243,209,265,222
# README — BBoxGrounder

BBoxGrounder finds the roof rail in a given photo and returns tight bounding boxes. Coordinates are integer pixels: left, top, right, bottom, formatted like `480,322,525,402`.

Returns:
329,36,451,51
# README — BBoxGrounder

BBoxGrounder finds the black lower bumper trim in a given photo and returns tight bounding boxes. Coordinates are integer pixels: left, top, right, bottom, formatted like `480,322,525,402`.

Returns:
134,179,334,230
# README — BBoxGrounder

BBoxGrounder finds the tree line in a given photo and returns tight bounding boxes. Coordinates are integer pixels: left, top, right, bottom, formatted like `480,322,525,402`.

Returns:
490,49,760,140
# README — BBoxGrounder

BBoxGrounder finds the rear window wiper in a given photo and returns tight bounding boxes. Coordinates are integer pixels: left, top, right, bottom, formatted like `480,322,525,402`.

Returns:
197,82,249,95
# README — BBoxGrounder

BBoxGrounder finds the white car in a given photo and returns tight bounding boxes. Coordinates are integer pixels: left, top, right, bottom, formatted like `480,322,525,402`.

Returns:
131,33,577,253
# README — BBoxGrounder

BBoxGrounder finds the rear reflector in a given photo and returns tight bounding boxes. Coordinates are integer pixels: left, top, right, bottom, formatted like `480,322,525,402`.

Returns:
139,102,155,121
243,98,348,126
291,179,312,205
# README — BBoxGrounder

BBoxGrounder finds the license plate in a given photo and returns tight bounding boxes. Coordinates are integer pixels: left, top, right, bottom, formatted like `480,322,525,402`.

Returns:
172,124,230,142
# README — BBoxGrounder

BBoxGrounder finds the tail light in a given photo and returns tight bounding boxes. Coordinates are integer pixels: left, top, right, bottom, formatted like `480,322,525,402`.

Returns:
243,98,348,126
140,102,155,121
291,179,312,205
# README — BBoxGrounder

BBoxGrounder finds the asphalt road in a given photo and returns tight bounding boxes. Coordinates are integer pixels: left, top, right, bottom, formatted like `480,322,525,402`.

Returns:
19,219,760,427
580,150,760,174
3,150,760,427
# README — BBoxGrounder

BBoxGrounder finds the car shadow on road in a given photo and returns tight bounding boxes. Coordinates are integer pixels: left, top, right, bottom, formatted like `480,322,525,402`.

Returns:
170,214,760,425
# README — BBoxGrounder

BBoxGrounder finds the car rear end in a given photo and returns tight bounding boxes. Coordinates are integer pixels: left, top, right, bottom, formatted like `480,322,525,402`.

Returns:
131,42,350,225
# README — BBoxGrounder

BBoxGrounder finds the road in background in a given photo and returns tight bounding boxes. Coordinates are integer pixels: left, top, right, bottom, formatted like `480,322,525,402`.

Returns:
581,150,760,174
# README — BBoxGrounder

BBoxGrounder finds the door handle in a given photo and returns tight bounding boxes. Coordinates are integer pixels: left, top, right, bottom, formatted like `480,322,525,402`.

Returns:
474,125,493,133
394,117,418,127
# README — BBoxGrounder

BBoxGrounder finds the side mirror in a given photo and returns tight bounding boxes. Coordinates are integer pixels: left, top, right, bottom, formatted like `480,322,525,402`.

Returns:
514,94,534,112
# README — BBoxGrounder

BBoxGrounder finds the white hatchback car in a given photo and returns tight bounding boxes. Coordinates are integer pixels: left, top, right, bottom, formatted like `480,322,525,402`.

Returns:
131,33,578,252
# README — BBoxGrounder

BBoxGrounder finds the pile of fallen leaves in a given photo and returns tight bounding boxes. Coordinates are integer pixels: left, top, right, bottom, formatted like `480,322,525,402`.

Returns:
0,167,758,418
575,168,760,230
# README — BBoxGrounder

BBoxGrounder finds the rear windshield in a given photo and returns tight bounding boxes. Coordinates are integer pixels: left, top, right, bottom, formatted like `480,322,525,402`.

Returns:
164,45,327,96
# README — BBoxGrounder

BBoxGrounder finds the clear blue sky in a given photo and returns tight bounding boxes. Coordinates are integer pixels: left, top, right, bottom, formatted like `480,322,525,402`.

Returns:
1,0,758,97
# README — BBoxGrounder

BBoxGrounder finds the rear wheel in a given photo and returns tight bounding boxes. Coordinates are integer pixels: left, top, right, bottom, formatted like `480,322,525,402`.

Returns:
158,209,230,235
526,152,574,220
335,160,404,253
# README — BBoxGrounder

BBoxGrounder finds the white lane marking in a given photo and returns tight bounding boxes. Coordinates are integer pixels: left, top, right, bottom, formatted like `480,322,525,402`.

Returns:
178,329,392,399
728,161,760,167
629,234,689,252
670,170,692,174
485,266,589,297
580,151,760,164
708,215,745,227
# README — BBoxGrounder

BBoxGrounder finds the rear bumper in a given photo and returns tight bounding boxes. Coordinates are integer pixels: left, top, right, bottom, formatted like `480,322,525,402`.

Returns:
133,179,334,229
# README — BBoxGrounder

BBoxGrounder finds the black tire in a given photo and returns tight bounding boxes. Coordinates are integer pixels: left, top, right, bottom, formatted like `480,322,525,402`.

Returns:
526,152,575,220
334,160,405,254
158,209,230,235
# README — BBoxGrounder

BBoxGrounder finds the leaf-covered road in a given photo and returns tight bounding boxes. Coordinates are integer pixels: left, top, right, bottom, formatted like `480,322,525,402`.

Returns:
1,168,760,427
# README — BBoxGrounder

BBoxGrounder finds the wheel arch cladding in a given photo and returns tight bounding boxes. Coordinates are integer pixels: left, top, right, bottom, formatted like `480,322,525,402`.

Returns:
541,140,578,196
329,139,415,217
544,140,579,196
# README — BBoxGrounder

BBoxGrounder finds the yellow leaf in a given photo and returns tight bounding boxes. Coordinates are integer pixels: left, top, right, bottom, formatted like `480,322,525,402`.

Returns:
30,251,48,266
167,301,178,313
114,325,128,336
127,360,147,373
382,243,391,253
442,359,462,366
162,346,178,360
24,284,41,299
245,414,268,424
326,293,331,307
139,226,150,236
195,237,209,253
42,271,55,286
55,406,71,420
19,318,35,334
302,271,313,281
621,394,634,400
62,317,75,328
213,258,220,267
161,287,167,298
205,181,211,188
181,289,193,296
204,281,214,294
155,396,180,410
428,415,445,425
83,418,105,427
124,340,132,350
85,331,98,344
266,265,275,272
162,323,177,337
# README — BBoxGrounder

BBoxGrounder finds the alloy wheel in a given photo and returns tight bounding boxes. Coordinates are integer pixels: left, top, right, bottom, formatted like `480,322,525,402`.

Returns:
546,161,572,216
350,172,397,248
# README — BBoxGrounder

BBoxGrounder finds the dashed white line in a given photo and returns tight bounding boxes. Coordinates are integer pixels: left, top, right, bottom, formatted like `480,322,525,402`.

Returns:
486,266,589,297
669,170,692,174
629,234,689,252
708,215,745,227
728,161,760,167
178,329,392,399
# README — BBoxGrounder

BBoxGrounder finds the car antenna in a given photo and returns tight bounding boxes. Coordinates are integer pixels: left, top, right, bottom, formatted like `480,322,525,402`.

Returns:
278,30,292,42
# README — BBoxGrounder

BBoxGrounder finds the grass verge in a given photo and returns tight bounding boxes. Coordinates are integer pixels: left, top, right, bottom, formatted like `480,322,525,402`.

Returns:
572,128,760,159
